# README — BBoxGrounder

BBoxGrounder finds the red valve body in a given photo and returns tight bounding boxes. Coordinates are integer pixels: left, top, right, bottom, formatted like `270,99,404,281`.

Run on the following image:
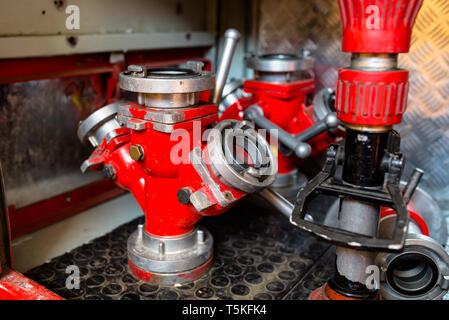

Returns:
220,79,335,175
85,102,246,237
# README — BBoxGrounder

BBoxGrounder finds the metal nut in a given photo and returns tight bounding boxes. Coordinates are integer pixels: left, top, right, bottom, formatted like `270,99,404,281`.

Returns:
185,61,204,73
190,191,212,212
127,65,147,77
102,165,116,179
129,144,144,161
177,188,192,205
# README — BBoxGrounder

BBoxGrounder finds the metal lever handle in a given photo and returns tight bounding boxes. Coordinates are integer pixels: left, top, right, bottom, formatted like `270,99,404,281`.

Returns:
210,29,241,105
295,112,339,142
258,188,315,222
403,168,424,204
290,145,412,252
244,105,312,159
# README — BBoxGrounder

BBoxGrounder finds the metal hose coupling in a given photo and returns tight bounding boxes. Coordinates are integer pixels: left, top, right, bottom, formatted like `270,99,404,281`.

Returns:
374,178,449,300
245,51,314,83
77,101,127,148
375,234,449,300
188,119,278,215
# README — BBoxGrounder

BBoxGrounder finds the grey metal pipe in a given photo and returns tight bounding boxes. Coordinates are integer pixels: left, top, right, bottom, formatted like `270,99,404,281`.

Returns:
259,188,315,223
403,168,424,205
259,188,293,218
244,105,312,159
336,199,379,286
211,29,241,105
295,113,339,142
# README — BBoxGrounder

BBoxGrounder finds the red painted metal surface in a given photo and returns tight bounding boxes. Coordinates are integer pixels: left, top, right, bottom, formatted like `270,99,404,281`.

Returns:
335,0,423,127
243,79,315,128
309,283,378,300
338,0,423,53
0,48,209,84
8,180,126,240
85,101,246,238
220,78,336,175
335,68,409,126
0,269,62,300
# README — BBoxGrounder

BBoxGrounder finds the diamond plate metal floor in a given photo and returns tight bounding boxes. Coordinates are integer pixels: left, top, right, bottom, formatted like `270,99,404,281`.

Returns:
25,195,335,300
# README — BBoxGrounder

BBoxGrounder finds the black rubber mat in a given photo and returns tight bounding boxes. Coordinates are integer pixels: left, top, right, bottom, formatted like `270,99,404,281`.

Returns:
25,195,335,300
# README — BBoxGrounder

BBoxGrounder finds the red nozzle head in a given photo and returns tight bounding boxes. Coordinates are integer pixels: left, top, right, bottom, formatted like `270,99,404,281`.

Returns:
338,0,423,53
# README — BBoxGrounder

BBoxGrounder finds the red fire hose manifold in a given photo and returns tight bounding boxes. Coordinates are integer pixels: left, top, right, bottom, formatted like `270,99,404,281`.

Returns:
78,61,277,284
219,52,341,198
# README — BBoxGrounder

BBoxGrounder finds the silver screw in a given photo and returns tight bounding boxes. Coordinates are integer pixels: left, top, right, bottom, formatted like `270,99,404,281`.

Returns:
127,65,147,77
186,61,204,73
136,224,144,252
158,241,165,256
197,229,205,244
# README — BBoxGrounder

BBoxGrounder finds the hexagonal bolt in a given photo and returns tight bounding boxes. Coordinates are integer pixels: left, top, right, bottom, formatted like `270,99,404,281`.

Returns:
102,165,116,180
244,51,257,60
223,191,235,202
185,61,204,73
129,144,144,161
177,188,192,205
197,229,205,244
127,65,147,77
190,191,213,212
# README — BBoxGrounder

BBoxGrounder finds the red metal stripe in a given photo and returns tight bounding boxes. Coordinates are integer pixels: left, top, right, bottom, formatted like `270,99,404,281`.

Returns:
0,47,209,84
0,53,115,84
380,207,429,236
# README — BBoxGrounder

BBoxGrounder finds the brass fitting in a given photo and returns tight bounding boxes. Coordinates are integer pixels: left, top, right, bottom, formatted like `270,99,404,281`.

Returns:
129,144,144,161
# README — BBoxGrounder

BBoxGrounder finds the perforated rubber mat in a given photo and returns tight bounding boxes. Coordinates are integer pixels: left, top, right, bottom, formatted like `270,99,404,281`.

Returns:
25,195,335,300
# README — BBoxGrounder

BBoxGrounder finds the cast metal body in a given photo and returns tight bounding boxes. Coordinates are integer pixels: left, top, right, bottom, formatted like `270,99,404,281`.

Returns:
220,52,341,198
78,30,278,284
